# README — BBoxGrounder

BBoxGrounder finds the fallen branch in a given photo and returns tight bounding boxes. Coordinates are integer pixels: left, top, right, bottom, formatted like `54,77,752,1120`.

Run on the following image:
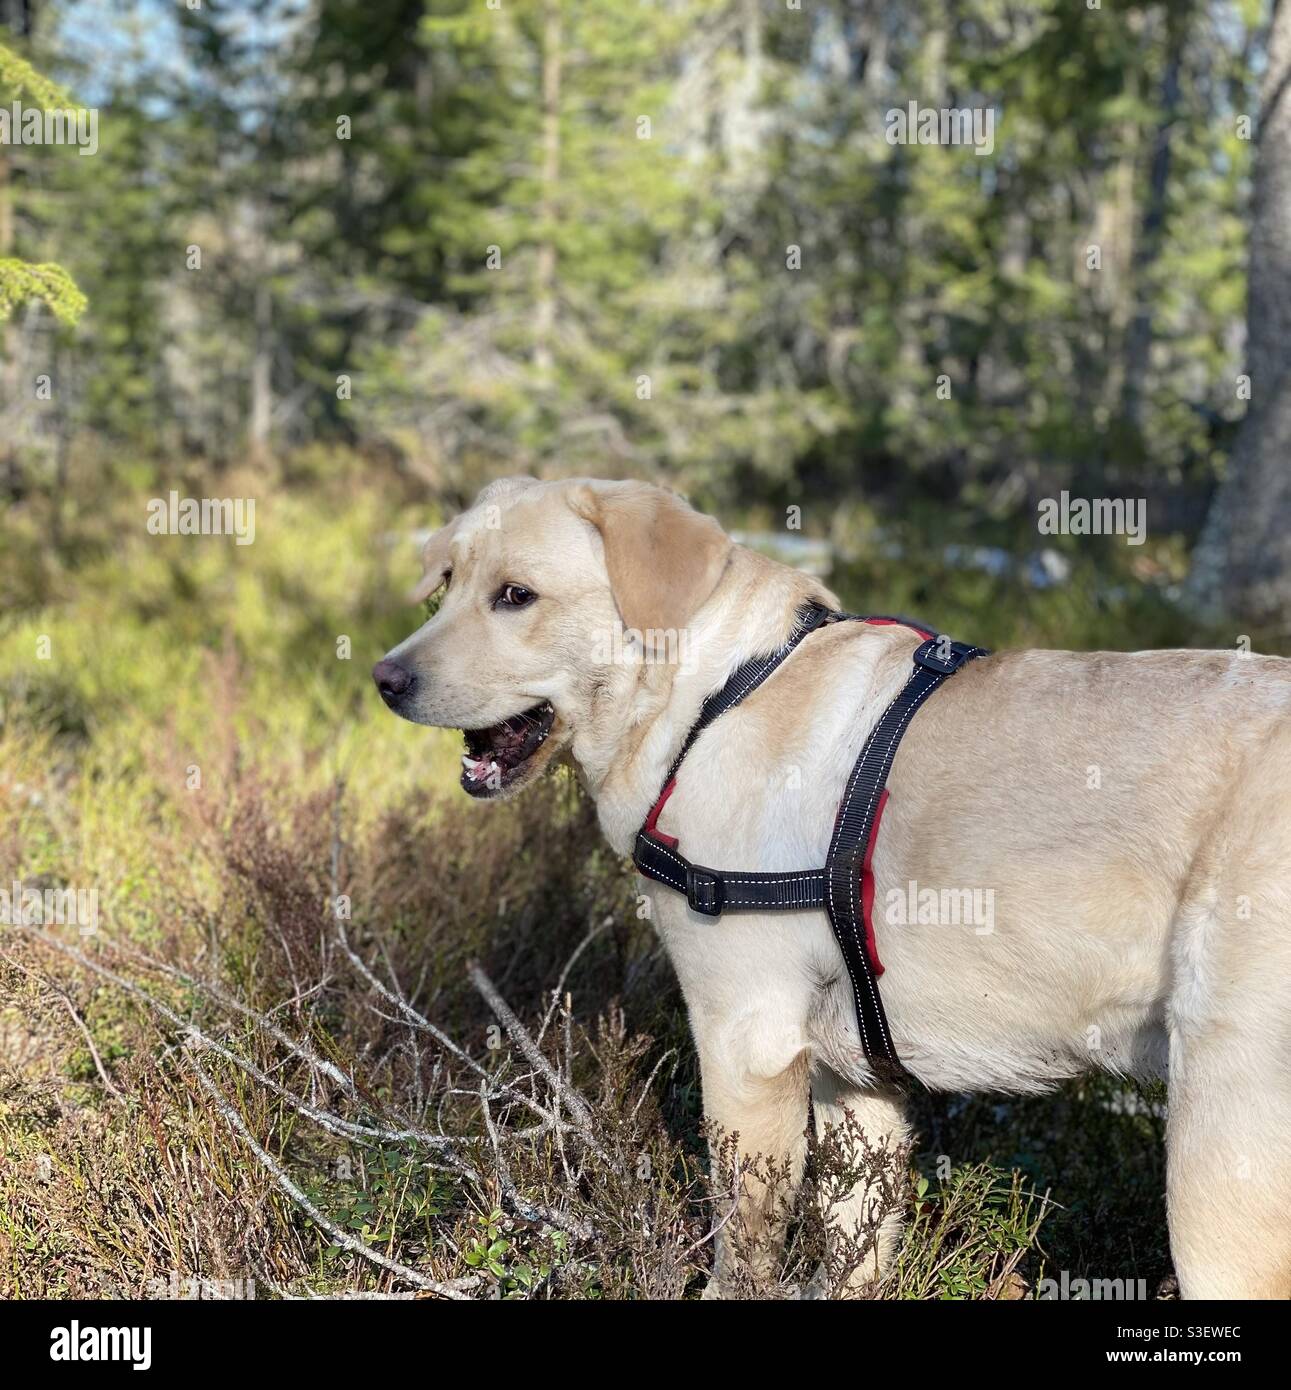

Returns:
186,1057,479,1300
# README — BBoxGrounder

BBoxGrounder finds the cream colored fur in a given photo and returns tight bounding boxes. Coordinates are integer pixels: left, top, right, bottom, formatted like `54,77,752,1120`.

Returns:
379,476,1291,1300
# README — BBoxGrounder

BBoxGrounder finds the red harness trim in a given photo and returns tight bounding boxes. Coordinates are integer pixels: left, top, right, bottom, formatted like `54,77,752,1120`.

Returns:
859,788,889,976
861,616,935,639
643,777,678,849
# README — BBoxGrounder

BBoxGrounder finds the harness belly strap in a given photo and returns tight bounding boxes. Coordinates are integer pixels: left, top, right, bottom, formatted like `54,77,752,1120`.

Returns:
632,602,987,1084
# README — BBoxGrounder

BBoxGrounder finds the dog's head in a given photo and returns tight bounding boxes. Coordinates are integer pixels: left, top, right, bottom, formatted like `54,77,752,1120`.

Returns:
373,477,731,799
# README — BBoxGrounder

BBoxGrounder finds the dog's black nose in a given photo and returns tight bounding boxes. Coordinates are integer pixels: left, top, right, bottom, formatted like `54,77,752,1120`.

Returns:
373,658,414,706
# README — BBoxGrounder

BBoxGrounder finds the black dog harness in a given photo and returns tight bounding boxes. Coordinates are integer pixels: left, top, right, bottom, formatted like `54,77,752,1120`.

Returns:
633,601,987,1086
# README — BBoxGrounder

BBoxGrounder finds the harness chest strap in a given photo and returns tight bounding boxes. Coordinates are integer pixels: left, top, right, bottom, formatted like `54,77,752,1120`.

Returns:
632,602,987,1085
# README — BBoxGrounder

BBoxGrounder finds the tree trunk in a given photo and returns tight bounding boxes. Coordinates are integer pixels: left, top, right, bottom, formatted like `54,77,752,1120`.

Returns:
533,0,562,379
249,272,273,462
0,134,17,495
1121,7,1186,430
3,2,45,495
1186,0,1291,629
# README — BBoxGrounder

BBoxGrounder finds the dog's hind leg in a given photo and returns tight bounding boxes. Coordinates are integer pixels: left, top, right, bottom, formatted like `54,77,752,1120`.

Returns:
1161,739,1289,1301
1166,1023,1291,1299
809,1068,910,1294
1166,799,1291,1301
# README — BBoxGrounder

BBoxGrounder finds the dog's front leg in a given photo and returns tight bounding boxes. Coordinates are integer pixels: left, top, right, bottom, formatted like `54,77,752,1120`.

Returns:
809,1068,910,1295
697,1037,812,1298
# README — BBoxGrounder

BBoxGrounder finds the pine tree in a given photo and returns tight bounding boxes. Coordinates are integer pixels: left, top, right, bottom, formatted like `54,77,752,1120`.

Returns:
0,41,85,323
352,0,808,502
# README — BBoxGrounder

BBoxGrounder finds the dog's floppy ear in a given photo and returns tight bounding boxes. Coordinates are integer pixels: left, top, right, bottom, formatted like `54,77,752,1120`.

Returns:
408,518,459,603
569,481,732,636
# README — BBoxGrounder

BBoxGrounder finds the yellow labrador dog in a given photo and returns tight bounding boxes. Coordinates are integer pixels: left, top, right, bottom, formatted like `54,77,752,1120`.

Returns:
374,475,1291,1300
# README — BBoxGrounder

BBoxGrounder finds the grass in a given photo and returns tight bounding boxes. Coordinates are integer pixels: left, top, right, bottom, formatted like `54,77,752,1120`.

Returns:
0,446,1198,1298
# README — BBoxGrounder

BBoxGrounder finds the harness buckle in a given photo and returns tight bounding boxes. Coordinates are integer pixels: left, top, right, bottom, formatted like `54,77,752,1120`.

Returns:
913,636,978,676
685,865,725,916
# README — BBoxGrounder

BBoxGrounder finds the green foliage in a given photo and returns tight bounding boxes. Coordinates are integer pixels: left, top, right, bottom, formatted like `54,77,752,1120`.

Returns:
0,256,86,324
2,5,1263,522
908,1074,1172,1296
353,0,811,493
0,39,73,108
0,44,87,325
313,1149,450,1251
897,1165,1048,1300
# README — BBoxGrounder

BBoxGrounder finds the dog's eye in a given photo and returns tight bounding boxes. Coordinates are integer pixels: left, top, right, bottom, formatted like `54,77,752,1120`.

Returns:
495,583,537,609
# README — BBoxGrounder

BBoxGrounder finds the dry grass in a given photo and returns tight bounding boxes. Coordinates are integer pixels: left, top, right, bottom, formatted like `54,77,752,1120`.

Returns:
0,690,1050,1300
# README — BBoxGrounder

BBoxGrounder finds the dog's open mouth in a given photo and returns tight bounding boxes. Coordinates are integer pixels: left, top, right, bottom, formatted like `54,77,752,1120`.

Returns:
460,701,556,798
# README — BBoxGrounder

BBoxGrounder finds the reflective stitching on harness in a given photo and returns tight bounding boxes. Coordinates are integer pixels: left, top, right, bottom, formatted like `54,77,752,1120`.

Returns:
726,875,823,885
642,855,685,893
639,833,826,907
642,837,824,888
826,669,940,1058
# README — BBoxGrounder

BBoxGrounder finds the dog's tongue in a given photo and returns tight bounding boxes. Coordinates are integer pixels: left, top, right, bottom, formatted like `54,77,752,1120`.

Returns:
463,754,500,783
